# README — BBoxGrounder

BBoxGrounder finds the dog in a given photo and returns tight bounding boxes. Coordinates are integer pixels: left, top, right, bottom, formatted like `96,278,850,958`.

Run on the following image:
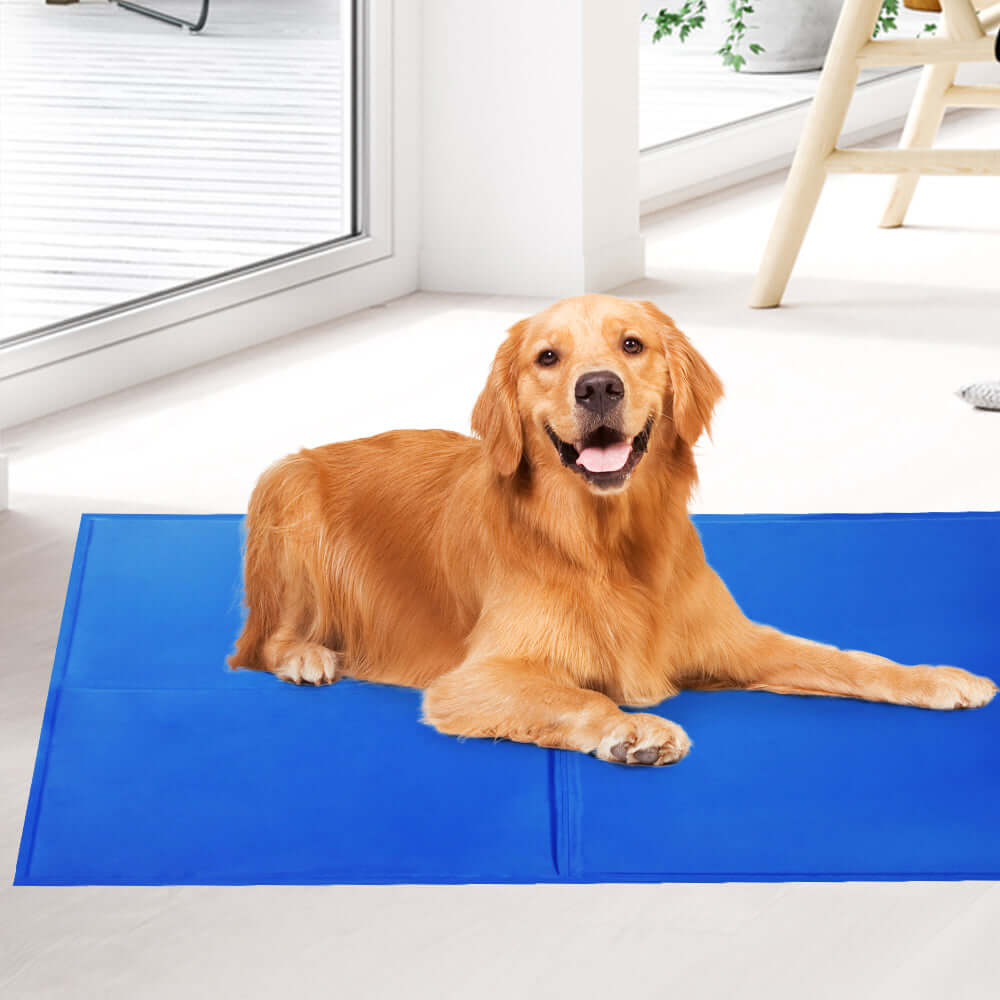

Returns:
229,295,997,766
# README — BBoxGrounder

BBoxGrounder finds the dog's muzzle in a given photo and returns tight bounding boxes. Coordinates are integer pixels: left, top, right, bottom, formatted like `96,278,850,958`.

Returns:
546,415,654,490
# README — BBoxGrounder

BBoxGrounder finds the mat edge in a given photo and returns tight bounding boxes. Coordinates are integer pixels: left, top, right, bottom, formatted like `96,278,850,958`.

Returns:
13,514,95,886
60,511,1000,523
13,873,1000,886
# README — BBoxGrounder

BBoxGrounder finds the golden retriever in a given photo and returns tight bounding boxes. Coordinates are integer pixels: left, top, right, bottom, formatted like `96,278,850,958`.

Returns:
229,295,996,765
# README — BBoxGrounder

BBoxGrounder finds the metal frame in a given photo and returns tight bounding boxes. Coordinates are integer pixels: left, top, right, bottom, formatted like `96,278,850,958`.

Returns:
111,0,210,33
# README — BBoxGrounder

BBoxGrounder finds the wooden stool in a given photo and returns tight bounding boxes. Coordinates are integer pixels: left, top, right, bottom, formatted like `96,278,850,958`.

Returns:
750,0,1000,308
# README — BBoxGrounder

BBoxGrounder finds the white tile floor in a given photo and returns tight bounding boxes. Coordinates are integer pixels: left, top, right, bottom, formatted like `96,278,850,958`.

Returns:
1,109,999,999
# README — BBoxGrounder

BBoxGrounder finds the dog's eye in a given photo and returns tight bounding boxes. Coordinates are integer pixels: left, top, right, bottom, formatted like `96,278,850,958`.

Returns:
536,349,559,367
623,337,644,355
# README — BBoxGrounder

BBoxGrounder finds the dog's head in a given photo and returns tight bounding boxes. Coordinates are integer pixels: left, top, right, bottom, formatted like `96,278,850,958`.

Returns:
472,295,722,493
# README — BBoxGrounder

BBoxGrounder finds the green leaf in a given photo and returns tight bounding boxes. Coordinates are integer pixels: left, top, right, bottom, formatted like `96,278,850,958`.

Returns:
645,2,708,45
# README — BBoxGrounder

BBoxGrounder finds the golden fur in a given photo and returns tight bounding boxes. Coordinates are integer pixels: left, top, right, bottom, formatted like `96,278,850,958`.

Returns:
229,295,996,766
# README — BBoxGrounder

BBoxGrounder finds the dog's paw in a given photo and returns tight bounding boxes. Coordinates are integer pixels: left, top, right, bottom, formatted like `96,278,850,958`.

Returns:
595,713,691,766
274,644,342,686
919,666,997,710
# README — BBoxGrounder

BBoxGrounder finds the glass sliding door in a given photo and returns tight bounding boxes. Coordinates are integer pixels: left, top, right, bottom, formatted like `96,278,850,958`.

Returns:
0,0,358,343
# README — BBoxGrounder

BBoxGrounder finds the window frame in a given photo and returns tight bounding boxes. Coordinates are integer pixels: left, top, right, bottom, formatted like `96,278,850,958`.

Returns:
0,0,391,383
639,70,921,216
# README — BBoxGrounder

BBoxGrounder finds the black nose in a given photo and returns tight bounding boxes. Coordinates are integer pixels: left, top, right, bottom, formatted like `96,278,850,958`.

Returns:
575,370,624,415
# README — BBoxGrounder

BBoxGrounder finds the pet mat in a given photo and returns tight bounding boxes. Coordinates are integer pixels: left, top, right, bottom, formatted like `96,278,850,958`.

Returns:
15,512,1000,884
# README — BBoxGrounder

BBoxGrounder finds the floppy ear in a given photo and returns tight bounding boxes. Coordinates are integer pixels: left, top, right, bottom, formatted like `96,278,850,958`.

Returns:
471,321,526,476
640,301,723,446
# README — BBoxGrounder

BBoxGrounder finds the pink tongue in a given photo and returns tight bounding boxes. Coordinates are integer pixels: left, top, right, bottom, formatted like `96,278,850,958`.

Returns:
576,441,632,474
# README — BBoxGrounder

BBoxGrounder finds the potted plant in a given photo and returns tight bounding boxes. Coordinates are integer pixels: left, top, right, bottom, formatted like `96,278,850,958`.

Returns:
644,0,933,73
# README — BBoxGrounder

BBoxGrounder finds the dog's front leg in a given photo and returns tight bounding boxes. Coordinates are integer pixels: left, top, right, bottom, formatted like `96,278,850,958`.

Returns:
718,626,997,710
423,658,691,766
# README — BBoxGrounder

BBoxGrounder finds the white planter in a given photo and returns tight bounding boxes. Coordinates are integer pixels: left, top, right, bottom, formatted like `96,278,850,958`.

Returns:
712,0,843,74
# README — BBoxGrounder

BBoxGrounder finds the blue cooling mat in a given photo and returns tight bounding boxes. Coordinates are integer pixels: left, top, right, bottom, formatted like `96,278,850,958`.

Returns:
15,512,1000,885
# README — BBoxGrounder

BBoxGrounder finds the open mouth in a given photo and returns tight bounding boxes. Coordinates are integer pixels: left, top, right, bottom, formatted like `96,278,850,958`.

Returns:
545,416,654,490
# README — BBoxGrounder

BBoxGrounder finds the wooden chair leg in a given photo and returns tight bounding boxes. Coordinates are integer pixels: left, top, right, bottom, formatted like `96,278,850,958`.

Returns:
750,0,891,309
938,0,988,39
879,61,957,227
881,1,984,227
